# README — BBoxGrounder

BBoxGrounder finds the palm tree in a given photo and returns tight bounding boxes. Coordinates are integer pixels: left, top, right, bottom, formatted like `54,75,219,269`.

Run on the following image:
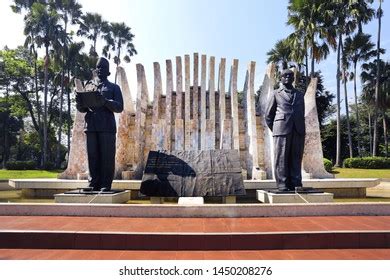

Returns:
11,0,46,164
349,0,375,33
341,43,353,158
102,22,137,82
287,0,336,77
329,0,359,166
51,0,82,167
373,0,383,156
77,12,108,57
24,2,61,167
344,33,375,156
361,59,389,156
266,39,292,70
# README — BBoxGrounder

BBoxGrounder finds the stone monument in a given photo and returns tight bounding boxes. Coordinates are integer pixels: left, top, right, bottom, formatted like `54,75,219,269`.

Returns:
60,53,333,183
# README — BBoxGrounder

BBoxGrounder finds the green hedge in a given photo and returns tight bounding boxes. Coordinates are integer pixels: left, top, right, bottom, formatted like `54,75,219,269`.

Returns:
343,157,390,169
323,158,333,172
5,161,37,170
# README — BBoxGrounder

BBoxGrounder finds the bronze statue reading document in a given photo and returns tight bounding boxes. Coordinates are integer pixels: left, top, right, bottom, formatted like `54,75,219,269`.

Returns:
76,57,124,191
265,69,305,192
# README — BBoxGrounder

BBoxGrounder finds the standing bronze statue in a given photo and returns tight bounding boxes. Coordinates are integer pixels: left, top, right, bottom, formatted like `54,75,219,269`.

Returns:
265,69,305,191
76,57,124,191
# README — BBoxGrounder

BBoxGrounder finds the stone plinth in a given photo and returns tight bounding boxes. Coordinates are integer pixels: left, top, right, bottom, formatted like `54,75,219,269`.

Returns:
257,190,333,204
55,190,130,204
178,197,204,205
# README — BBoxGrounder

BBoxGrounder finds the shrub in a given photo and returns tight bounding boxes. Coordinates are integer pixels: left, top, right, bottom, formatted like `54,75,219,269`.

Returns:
343,157,390,169
6,161,37,170
323,158,333,172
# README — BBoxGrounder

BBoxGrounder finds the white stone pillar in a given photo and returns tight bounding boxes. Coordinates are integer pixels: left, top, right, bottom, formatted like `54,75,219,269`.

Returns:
134,63,149,178
175,56,184,150
192,53,199,150
58,79,88,179
206,56,216,150
200,54,207,150
218,58,228,149
243,61,264,179
184,54,192,150
303,78,334,178
115,66,136,178
230,59,240,152
165,59,173,151
258,63,276,179
152,62,164,150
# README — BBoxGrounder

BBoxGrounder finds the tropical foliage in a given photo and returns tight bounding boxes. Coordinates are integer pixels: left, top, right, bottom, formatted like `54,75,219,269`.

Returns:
0,0,137,169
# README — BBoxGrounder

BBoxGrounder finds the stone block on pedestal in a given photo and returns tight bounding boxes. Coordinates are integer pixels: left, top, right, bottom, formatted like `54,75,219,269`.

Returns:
256,190,333,204
55,190,130,204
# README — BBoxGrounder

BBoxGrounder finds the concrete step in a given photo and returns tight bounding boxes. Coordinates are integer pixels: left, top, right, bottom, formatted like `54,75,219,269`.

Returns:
1,229,390,251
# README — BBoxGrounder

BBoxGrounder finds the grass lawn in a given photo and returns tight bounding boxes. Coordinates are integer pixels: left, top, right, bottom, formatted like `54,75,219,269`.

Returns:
332,168,390,179
0,170,62,180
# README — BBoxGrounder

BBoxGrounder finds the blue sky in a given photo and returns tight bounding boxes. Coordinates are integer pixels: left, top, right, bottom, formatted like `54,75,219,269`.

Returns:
1,0,389,114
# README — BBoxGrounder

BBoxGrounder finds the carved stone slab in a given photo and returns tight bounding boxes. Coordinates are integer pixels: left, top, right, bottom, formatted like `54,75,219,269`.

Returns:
303,78,334,178
140,150,246,197
58,79,88,179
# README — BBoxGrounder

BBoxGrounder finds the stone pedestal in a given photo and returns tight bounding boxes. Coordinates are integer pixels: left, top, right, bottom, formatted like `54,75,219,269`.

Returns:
55,190,130,204
178,197,204,205
222,196,236,204
251,167,267,180
121,171,135,180
257,190,333,204
77,173,89,180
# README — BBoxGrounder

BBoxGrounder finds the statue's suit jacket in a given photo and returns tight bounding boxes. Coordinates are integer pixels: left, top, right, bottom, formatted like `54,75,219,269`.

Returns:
265,87,305,136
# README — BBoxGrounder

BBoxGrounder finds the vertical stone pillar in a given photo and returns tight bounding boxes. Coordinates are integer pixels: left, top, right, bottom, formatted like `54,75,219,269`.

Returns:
200,54,207,150
134,64,149,178
175,56,183,119
303,78,334,178
192,53,199,150
230,59,240,152
218,58,231,149
165,60,173,151
258,63,276,179
58,79,88,179
243,62,265,179
175,56,184,150
184,55,192,150
206,56,216,149
152,62,164,150
115,66,136,178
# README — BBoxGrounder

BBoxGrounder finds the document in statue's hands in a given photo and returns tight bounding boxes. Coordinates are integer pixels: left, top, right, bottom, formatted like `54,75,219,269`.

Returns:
76,91,101,107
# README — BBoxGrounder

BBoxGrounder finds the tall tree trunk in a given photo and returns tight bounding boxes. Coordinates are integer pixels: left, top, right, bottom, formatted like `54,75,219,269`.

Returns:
2,87,9,169
311,48,315,77
368,108,373,155
43,45,49,168
384,112,388,158
335,33,342,167
373,0,382,156
56,20,67,168
305,47,309,88
67,68,71,155
33,49,41,127
343,70,353,158
353,62,361,156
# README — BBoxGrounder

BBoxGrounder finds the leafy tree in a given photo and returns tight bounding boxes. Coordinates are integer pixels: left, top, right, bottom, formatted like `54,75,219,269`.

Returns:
343,32,376,156
373,0,383,156
50,0,83,168
77,12,108,57
102,22,137,82
23,2,62,167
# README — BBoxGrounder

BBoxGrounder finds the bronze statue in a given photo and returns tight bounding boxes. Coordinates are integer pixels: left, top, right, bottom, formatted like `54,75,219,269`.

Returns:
76,57,123,191
265,69,305,191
